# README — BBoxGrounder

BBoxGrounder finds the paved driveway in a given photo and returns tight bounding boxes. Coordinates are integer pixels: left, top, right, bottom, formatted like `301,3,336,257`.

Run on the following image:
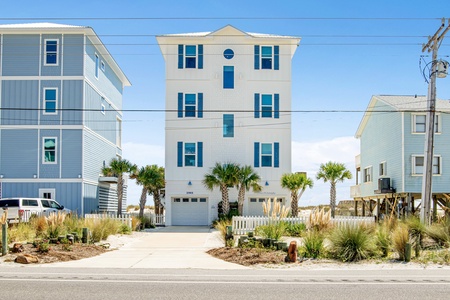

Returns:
40,226,248,269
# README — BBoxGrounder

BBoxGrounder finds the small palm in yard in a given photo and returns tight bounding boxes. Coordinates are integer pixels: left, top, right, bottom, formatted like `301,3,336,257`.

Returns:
316,161,352,218
280,172,313,217
328,224,377,262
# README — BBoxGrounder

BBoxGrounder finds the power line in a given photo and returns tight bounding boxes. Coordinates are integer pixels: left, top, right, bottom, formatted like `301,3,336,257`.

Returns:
0,17,442,21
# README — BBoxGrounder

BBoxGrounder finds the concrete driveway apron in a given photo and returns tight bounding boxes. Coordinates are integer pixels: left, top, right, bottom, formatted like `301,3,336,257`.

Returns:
40,226,248,269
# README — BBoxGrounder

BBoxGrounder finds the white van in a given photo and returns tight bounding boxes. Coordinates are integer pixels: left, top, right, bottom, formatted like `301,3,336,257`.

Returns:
0,198,70,223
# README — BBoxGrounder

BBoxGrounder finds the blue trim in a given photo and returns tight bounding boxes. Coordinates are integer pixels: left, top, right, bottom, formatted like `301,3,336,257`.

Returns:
178,45,183,69
254,142,260,167
198,93,203,118
274,94,279,119
274,142,279,168
223,66,234,89
274,46,279,70
198,45,203,69
178,93,183,118
254,93,260,118
177,142,183,167
254,45,260,69
197,142,203,167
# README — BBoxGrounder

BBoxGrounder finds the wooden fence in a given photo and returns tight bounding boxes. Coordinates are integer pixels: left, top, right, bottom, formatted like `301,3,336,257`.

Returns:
232,215,375,235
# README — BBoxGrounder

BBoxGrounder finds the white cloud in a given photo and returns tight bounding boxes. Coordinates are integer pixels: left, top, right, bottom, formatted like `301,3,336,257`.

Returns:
122,137,360,207
292,136,359,207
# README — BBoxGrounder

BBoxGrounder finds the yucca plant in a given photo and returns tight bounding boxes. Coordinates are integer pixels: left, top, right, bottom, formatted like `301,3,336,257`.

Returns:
328,224,376,262
392,223,410,261
301,230,324,259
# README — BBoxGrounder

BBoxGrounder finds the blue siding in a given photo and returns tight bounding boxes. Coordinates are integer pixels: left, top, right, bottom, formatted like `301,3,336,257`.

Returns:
83,131,117,182
62,35,84,76
0,129,38,178
83,183,100,214
61,130,82,178
62,80,83,125
1,182,82,214
41,34,62,76
2,35,39,76
1,80,39,125
39,129,60,178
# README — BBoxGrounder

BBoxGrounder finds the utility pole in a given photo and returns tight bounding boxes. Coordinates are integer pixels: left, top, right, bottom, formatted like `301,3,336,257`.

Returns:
420,18,450,225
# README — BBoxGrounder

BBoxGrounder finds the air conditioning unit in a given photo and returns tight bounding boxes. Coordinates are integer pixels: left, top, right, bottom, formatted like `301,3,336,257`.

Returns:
378,178,390,190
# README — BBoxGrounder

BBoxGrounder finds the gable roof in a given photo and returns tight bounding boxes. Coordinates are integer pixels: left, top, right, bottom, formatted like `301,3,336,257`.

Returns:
355,95,450,138
0,23,131,87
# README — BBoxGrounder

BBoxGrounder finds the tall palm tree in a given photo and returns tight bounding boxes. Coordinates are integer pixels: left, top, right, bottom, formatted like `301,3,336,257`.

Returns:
281,172,314,217
236,165,262,216
203,162,239,216
130,165,165,218
316,161,352,218
102,157,136,217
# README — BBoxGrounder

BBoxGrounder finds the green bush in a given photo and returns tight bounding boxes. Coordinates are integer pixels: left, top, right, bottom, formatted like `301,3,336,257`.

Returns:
328,225,376,262
405,216,426,250
392,223,410,261
301,231,324,259
375,224,391,258
426,221,450,248
213,219,232,244
85,218,121,242
255,222,286,240
138,216,155,229
284,222,306,237
118,224,132,234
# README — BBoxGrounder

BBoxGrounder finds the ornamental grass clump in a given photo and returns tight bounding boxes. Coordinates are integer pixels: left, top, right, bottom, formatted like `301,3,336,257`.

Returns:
301,230,325,259
308,207,332,232
214,219,232,244
328,224,376,262
85,217,121,242
30,215,48,238
255,199,290,240
46,212,67,239
405,216,427,255
8,222,36,243
375,223,391,258
425,219,450,248
392,223,410,261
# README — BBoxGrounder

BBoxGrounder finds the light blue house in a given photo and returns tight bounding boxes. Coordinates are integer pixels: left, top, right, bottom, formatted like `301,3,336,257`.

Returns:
0,23,131,215
351,95,450,217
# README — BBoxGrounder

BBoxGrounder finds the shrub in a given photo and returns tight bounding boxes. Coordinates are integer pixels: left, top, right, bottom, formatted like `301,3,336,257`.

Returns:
375,223,391,258
426,221,450,248
301,230,324,259
328,225,376,262
405,216,426,250
392,223,410,261
8,222,36,243
46,212,67,239
284,222,306,237
308,208,332,232
214,219,232,244
118,223,132,234
131,216,142,231
138,216,154,229
255,222,286,240
37,241,50,253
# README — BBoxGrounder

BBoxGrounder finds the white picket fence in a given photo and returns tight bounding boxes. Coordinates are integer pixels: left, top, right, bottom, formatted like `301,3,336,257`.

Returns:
232,215,375,235
84,213,132,228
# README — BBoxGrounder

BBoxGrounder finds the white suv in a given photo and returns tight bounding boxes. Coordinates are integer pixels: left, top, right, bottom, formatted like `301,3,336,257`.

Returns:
0,198,70,223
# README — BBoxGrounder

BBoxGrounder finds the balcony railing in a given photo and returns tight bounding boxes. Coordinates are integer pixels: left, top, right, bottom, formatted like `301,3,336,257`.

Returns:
350,185,361,198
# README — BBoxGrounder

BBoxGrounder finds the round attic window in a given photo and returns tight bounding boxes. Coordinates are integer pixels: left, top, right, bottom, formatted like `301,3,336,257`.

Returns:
223,49,234,59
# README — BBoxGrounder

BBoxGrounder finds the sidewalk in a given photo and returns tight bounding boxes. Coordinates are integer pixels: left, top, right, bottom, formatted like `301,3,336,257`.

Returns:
38,226,248,269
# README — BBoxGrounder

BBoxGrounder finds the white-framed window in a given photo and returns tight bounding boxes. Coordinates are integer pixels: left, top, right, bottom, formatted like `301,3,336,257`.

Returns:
184,93,196,117
43,137,57,164
261,143,273,167
101,60,105,72
185,45,197,68
44,39,59,66
95,53,99,79
412,114,440,133
261,94,273,118
39,188,55,200
116,117,122,148
261,46,273,69
184,142,196,167
363,166,372,183
43,88,58,114
412,155,441,175
379,161,386,176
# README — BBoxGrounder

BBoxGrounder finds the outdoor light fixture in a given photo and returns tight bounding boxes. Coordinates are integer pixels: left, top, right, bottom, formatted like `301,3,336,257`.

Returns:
265,181,269,186
188,181,192,186
0,174,3,178
33,174,37,178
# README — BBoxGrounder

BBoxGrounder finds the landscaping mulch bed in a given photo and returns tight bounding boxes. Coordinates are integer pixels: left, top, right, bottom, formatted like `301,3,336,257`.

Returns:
1,242,107,264
207,247,287,266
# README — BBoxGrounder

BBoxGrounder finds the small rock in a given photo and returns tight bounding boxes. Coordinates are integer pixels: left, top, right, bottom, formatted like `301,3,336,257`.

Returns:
15,254,39,264
12,243,24,253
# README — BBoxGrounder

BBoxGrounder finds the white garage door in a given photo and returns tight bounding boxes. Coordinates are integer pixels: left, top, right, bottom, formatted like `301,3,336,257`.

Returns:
172,197,208,226
248,197,285,216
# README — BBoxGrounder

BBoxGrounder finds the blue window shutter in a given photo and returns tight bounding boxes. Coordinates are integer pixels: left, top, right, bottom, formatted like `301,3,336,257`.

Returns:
198,45,203,69
254,142,260,168
178,45,183,69
197,142,203,167
254,93,260,118
254,45,260,70
177,142,183,167
274,94,279,119
274,46,279,70
274,142,279,168
197,93,203,118
178,93,183,118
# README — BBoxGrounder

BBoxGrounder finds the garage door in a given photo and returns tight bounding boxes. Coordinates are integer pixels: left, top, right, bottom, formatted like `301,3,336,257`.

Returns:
172,197,208,225
248,197,285,216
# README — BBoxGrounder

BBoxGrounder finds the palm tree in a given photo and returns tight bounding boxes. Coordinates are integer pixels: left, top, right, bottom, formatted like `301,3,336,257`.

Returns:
236,165,262,216
102,158,136,217
281,172,314,217
316,161,352,218
203,162,239,216
130,165,165,218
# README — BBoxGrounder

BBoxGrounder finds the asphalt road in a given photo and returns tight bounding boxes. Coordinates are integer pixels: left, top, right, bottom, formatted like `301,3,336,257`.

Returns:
0,268,449,300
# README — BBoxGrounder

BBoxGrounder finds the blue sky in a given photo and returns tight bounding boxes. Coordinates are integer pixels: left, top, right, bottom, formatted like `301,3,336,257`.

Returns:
1,1,449,207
